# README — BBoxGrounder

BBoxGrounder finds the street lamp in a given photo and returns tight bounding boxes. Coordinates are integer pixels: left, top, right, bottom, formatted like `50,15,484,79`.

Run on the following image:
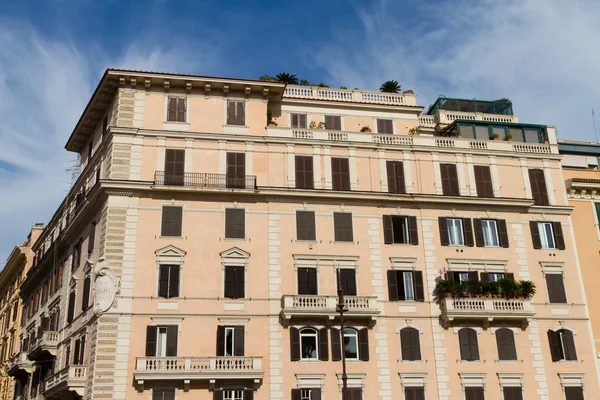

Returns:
336,268,349,400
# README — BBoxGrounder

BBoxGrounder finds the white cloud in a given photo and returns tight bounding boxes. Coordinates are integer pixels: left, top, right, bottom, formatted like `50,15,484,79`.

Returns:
314,0,600,140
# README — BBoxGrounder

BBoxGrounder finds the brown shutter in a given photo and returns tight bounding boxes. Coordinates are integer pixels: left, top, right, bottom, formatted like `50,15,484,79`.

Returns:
459,328,474,361
334,213,353,242
167,97,178,121
343,269,357,296
529,169,549,206
310,389,321,400
226,152,246,188
67,291,76,323
496,328,517,361
414,271,424,302
296,211,316,241
474,165,493,198
473,219,484,247
547,330,561,361
216,326,225,356
553,222,565,250
79,335,86,364
401,327,421,361
383,215,393,244
161,206,183,237
331,328,341,361
307,268,317,295
158,265,169,298
227,101,236,125
463,218,474,247
88,223,96,253
291,114,299,128
73,339,81,364
235,266,245,298
234,326,244,356
358,328,369,361
291,389,301,400
81,277,91,310
236,101,245,125
408,216,419,245
297,268,308,295
290,327,300,361
530,221,542,249
387,270,399,301
224,267,236,298
145,326,157,356
325,115,341,130
465,387,484,400
175,98,186,122
164,149,185,185
295,155,314,190
332,158,350,191
225,209,245,239
546,274,567,303
243,391,253,400
497,219,509,247
438,217,449,246
506,273,515,281
166,325,178,356
564,387,584,400
169,265,180,298
563,330,578,360
213,390,224,400
318,328,328,361
386,161,398,194
503,387,523,400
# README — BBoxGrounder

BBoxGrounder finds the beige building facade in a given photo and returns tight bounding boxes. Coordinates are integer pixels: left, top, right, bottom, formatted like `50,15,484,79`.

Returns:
7,70,600,400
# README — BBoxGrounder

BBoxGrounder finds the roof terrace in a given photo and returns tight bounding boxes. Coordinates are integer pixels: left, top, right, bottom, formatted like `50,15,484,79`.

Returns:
426,96,513,116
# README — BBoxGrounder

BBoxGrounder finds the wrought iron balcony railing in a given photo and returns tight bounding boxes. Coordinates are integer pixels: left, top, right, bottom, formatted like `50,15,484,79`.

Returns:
154,171,256,190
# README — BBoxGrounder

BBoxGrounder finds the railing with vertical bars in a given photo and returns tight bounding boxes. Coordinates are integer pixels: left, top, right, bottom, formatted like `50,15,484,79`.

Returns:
154,172,257,190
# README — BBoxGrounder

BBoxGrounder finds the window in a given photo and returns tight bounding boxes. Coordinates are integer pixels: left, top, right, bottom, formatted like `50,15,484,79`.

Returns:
439,217,474,247
480,272,512,282
400,327,421,361
564,387,584,400
464,387,485,400
87,138,94,161
404,387,425,400
440,163,460,196
102,116,108,136
387,270,424,302
295,156,314,190
158,265,180,298
337,268,357,296
227,101,245,126
548,329,577,361
152,388,176,400
333,212,353,242
297,268,318,295
496,328,517,361
290,327,327,361
324,115,341,130
545,273,567,303
167,97,186,122
145,325,177,357
377,119,393,134
224,266,245,299
528,169,549,206
331,158,350,191
296,211,316,241
342,328,359,359
226,152,246,189
530,221,565,250
474,219,509,247
161,206,183,237
164,149,185,185
81,276,91,311
213,390,254,400
502,387,523,400
474,165,494,198
458,328,480,361
216,325,244,356
448,271,478,283
291,388,321,400
331,327,369,361
88,222,96,253
386,161,406,194
71,239,82,270
383,215,418,245
346,389,362,400
73,336,86,365
67,291,76,323
225,208,245,239
291,113,307,128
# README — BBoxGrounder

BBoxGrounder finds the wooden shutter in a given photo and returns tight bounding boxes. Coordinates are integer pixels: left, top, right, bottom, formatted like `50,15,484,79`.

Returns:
530,221,542,249
377,119,393,134
529,169,549,206
473,219,484,247
474,165,493,198
407,216,419,245
438,217,449,246
166,325,178,356
564,387,584,400
224,267,236,298
503,387,523,400
358,328,369,361
145,326,157,356
462,218,474,247
88,223,96,253
225,208,245,239
235,266,245,299
401,328,421,361
383,215,393,244
318,327,328,361
296,211,316,241
441,164,459,196
331,158,350,191
291,389,301,400
226,152,246,188
497,219,509,248
325,115,341,130
387,270,399,301
213,390,224,400
563,329,578,360
79,336,86,364
227,101,236,125
73,339,81,364
81,277,91,310
161,206,182,237
506,272,515,281
465,387,484,400
310,388,321,400
547,330,561,361
334,213,353,242
496,328,517,360
414,271,425,302
243,391,254,400
546,274,567,303
169,265,180,298
386,161,406,194
331,328,341,361
295,155,314,190
405,387,425,400
216,326,225,356
553,222,565,250
459,328,479,361
468,271,478,281
158,265,169,298
177,98,186,122
164,149,185,185
291,114,299,128
290,327,300,361
339,268,357,296
167,97,178,121
234,326,244,356
348,388,362,400
297,268,308,295
67,291,76,323
236,101,245,125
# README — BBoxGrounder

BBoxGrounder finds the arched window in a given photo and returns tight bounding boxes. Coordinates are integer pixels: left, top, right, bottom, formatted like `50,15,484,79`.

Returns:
299,328,318,360
548,328,577,361
495,328,517,361
400,327,421,361
343,328,359,359
458,328,479,361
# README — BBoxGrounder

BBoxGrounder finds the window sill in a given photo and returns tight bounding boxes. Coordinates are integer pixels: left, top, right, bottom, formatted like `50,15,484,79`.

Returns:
298,359,321,364
224,124,249,128
459,360,482,364
223,237,247,241
164,121,189,125
401,360,423,364
334,241,355,245
386,243,413,246
496,360,519,364
159,236,184,239
295,240,317,244
344,359,362,363
558,360,578,364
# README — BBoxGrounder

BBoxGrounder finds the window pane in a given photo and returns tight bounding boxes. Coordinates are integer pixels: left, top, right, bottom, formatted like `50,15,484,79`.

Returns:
157,327,167,357
343,329,358,359
225,328,234,357
492,126,506,140
447,219,464,246
509,127,524,142
459,124,475,139
489,273,505,282
539,223,555,248
403,272,414,301
475,125,489,140
458,272,470,283
524,128,540,143
483,220,499,247
301,331,317,359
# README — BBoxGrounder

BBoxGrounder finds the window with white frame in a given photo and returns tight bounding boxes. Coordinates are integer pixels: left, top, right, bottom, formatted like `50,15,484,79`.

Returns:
224,390,243,400
481,219,499,247
156,326,168,357
225,327,235,357
538,222,555,249
488,273,505,282
447,219,464,246
300,328,318,360
343,328,359,359
300,389,312,400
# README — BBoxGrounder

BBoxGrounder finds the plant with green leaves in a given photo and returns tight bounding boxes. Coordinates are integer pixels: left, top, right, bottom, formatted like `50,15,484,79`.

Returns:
275,73,299,85
299,79,311,86
380,80,401,93
518,280,536,298
465,280,483,297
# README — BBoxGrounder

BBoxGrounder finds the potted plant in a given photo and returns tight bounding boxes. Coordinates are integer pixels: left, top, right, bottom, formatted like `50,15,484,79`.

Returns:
505,133,513,142
498,278,520,299
490,133,499,140
267,109,277,126
465,280,483,298
519,280,536,298
433,280,456,302
481,280,499,298
360,126,372,133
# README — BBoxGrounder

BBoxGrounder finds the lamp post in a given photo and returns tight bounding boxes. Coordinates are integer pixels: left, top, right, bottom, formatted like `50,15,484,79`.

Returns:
336,268,349,400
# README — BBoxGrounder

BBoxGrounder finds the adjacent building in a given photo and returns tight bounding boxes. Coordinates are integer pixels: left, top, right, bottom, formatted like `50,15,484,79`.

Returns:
7,70,600,400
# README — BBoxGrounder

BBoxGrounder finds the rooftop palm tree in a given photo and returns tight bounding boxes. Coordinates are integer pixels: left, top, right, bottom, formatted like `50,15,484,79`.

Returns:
276,73,299,85
380,80,401,93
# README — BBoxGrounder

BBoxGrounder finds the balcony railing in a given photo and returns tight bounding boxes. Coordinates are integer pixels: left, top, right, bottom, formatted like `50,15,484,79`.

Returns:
7,351,33,376
283,85,417,106
280,295,379,320
440,297,534,327
28,331,59,361
436,110,519,125
154,171,257,190
44,366,86,397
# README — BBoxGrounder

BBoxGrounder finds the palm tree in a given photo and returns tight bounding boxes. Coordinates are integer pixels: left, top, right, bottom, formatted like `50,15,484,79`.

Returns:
380,80,401,93
276,73,299,85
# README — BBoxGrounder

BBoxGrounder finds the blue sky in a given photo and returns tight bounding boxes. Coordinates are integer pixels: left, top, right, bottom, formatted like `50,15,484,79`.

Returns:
1,0,600,262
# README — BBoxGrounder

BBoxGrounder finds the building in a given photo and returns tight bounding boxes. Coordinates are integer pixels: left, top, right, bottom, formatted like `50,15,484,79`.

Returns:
11,70,600,400
1,225,42,400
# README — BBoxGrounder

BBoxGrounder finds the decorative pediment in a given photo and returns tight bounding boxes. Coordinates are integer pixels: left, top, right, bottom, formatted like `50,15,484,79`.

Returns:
155,245,186,264
220,247,250,266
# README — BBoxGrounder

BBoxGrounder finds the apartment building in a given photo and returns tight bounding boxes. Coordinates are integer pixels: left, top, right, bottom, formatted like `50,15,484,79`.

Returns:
9,69,600,400
1,225,41,400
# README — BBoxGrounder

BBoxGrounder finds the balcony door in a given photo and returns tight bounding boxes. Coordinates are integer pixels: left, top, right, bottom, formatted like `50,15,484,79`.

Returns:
227,152,246,189
164,149,185,186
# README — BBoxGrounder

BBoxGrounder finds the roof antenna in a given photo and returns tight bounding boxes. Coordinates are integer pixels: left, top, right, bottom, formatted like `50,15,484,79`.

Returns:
593,109,599,143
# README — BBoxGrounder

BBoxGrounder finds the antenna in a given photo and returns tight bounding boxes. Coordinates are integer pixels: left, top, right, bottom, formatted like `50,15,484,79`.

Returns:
593,109,599,143
65,154,81,191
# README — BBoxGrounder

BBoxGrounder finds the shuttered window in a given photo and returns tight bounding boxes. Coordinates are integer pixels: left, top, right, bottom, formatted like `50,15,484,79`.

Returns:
153,389,176,400
440,163,460,196
564,387,584,400
404,387,425,400
548,329,577,361
386,161,406,194
400,327,421,361
296,211,316,241
331,158,351,191
474,165,494,198
88,222,96,253
167,97,186,122
164,149,185,185
226,152,246,189
71,239,82,271
291,114,307,128
224,266,245,299
439,217,474,247
383,215,418,245
81,276,91,311
225,208,245,239
338,268,357,296
528,169,549,206
297,268,318,295
145,325,178,357
496,328,517,360
465,387,485,400
530,221,565,250
377,119,393,134
291,388,321,400
473,219,509,247
214,390,254,400
290,327,328,361
347,388,362,400
216,325,245,356
503,387,523,400
67,291,76,323
458,328,480,361
387,270,425,302
295,156,314,189
545,273,567,303
227,101,245,126
161,206,183,237
333,212,353,242
324,115,342,130
73,338,81,364
158,265,180,298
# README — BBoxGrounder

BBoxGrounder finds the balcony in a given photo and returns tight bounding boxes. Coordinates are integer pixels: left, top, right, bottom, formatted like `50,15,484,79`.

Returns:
28,331,59,362
280,295,380,321
43,366,87,398
283,85,417,106
154,171,257,191
7,351,34,378
440,297,535,328
133,356,263,391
